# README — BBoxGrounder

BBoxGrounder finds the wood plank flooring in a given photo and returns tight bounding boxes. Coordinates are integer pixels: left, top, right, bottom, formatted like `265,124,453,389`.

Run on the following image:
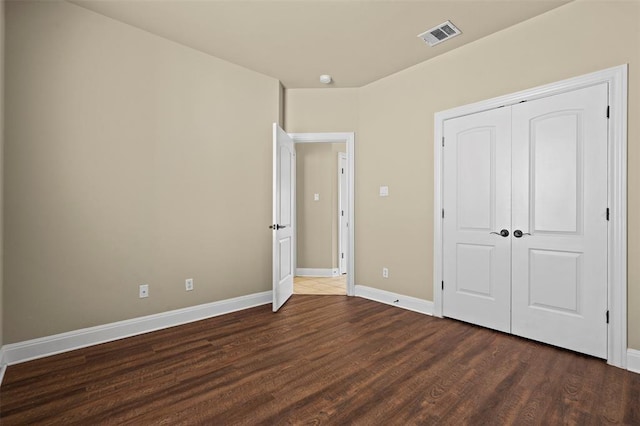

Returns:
294,276,347,295
1,295,639,425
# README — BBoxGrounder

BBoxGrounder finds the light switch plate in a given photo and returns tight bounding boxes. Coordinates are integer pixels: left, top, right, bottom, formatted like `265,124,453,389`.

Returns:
379,186,389,197
314,193,320,201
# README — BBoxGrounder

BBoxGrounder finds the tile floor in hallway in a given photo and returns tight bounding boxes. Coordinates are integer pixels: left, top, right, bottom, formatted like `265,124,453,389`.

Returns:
293,275,347,295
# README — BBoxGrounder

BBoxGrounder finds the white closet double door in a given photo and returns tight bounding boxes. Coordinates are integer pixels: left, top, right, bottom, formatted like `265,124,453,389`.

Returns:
442,84,608,358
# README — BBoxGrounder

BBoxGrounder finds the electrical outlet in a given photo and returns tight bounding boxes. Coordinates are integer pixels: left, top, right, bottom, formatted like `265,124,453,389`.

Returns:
382,267,389,278
185,278,194,291
139,284,149,298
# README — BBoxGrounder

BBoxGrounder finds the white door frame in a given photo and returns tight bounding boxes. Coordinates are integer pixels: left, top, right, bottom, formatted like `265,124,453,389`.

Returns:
433,65,628,368
288,132,356,296
338,152,348,275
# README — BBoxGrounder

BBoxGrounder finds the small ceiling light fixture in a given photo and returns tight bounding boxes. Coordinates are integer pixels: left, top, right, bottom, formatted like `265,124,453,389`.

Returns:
418,20,462,47
319,74,333,84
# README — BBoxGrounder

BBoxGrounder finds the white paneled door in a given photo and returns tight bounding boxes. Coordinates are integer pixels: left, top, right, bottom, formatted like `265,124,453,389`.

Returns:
272,123,295,312
443,107,513,333
511,84,608,358
443,84,609,358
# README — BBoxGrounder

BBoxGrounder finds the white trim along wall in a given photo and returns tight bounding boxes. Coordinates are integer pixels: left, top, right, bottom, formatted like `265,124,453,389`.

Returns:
0,291,272,374
433,65,628,369
295,268,340,277
355,285,434,316
628,349,640,374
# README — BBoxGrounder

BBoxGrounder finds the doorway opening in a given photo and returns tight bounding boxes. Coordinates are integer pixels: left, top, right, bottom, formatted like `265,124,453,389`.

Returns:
289,132,355,296
293,141,346,295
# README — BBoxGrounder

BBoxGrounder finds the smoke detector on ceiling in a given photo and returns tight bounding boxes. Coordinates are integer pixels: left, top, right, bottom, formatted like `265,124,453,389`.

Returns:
418,20,461,47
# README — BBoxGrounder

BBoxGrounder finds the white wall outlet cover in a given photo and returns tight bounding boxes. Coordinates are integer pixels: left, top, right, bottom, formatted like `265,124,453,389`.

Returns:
379,186,389,197
185,278,194,291
314,193,320,201
139,284,149,298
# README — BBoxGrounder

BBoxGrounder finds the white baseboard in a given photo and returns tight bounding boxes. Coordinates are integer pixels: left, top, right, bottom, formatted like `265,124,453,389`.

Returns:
627,349,640,374
355,285,433,315
353,286,640,375
296,268,339,277
0,291,272,370
0,360,6,385
0,288,634,387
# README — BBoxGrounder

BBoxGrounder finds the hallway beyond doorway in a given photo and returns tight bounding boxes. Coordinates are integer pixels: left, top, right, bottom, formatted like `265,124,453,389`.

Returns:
294,276,346,295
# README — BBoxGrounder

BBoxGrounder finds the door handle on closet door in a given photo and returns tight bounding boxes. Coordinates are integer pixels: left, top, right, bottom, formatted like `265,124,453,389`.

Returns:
513,230,531,238
490,229,510,237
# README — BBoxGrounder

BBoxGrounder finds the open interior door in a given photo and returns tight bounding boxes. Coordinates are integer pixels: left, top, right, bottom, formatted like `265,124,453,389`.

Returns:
272,123,295,312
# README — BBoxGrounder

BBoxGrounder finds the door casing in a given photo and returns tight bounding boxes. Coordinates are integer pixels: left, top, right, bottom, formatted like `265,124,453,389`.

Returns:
288,132,356,296
433,65,628,368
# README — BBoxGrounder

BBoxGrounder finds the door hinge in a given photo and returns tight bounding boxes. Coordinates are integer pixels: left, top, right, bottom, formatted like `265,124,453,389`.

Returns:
341,210,344,216
606,208,610,221
342,253,344,259
442,136,445,147
606,105,610,119
442,209,445,219
606,310,609,324
342,168,344,174
441,280,444,290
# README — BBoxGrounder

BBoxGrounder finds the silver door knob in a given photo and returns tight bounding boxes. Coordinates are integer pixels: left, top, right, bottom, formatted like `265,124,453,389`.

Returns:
513,230,531,238
490,229,509,237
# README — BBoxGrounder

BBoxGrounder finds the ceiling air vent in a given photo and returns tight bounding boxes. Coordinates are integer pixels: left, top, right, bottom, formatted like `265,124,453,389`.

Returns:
418,20,461,47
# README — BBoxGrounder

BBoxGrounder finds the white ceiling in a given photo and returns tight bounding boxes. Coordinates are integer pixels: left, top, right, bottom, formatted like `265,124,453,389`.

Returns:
71,0,572,89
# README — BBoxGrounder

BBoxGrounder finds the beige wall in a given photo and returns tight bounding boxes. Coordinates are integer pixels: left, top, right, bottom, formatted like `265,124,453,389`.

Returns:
285,88,358,133
356,1,640,348
4,1,280,343
296,143,345,270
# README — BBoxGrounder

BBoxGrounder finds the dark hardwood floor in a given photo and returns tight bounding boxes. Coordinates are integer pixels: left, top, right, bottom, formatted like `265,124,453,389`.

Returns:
1,295,639,425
